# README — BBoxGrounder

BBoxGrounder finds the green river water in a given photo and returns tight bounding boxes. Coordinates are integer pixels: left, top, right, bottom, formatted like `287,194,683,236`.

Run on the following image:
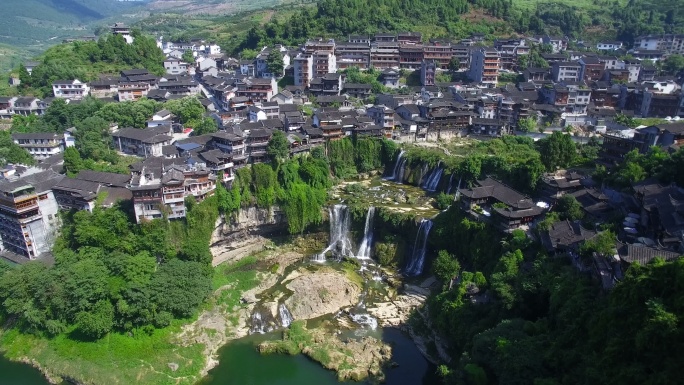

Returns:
1,328,436,385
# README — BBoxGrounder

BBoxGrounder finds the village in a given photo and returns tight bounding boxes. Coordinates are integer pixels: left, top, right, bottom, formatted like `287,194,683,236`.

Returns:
0,23,682,291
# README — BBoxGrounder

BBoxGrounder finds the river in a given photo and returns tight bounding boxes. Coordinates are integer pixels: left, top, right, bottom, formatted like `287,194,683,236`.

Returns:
198,327,438,385
0,354,53,385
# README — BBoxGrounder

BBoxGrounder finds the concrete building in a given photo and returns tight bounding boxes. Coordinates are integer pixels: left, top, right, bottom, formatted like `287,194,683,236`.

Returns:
293,54,314,87
469,48,500,87
112,126,174,157
52,79,90,99
421,60,436,86
0,169,63,259
12,133,65,160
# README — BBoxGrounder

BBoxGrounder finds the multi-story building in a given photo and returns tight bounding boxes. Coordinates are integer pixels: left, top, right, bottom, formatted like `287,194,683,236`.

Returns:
635,34,684,55
164,57,191,75
552,61,583,82
52,79,90,99
312,51,337,78
12,97,46,116
111,22,133,44
399,45,424,70
451,44,470,70
468,48,500,86
11,133,64,160
293,54,314,87
0,169,63,259
370,42,400,69
112,126,174,157
52,170,131,212
423,42,452,69
420,60,436,86
578,56,605,82
367,105,395,129
236,77,278,104
209,132,247,168
118,81,154,101
335,42,370,70
129,157,216,222
397,32,422,45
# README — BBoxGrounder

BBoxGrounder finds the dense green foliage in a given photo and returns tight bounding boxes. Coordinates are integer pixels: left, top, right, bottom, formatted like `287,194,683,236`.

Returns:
327,137,397,178
535,131,576,171
7,96,212,172
228,0,684,53
0,131,35,166
594,146,684,188
427,203,683,385
15,32,164,98
0,198,217,340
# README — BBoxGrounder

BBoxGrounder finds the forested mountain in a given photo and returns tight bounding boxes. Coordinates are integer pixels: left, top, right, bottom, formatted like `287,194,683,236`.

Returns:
230,0,684,53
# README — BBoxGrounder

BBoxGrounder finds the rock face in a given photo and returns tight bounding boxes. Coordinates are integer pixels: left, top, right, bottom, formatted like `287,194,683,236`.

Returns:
258,321,392,382
284,269,361,320
210,206,287,266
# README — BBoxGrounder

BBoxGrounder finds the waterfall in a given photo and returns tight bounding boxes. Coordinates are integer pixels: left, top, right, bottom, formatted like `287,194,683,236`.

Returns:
446,173,455,194
388,150,405,180
314,204,354,261
356,206,375,260
404,219,433,276
250,311,269,334
395,156,407,183
454,175,463,201
279,304,294,328
350,313,379,330
418,163,430,186
425,165,443,192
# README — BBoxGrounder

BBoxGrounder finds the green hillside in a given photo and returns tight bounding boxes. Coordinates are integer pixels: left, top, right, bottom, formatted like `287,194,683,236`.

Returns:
0,0,145,52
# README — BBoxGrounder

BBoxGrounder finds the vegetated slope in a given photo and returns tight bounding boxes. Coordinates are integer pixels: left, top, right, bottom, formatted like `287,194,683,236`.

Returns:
0,0,140,47
146,0,304,16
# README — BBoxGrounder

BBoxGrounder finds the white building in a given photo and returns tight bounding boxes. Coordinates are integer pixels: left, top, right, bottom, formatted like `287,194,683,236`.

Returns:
112,126,174,158
11,133,65,160
293,54,313,87
52,79,90,100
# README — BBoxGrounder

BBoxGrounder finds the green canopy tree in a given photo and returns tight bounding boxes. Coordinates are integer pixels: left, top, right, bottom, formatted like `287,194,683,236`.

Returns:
536,131,576,171
266,49,285,77
181,50,195,64
267,130,290,163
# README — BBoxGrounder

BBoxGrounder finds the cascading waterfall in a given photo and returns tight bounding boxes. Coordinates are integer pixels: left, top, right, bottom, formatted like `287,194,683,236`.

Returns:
250,311,269,334
279,304,294,328
313,204,353,261
404,219,433,276
424,165,443,192
395,156,407,183
356,206,375,260
454,175,463,201
388,150,405,180
418,163,430,186
446,173,455,194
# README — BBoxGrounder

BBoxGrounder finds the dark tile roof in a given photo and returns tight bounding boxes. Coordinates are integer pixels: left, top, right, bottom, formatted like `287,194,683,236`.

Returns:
75,170,130,188
11,132,61,141
617,243,680,265
541,220,598,252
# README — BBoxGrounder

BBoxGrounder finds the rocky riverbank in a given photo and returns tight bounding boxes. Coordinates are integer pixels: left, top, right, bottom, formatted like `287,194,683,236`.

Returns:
258,321,392,382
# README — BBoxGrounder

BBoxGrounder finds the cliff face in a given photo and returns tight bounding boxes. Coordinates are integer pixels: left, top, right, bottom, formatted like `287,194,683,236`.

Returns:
210,206,287,266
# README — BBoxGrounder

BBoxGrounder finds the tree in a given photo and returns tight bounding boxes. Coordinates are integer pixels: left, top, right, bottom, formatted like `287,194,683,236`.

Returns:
556,195,584,221
17,64,31,88
662,54,684,75
63,147,84,176
0,131,35,166
433,250,461,283
266,49,285,77
536,131,576,171
75,300,114,339
267,130,289,163
181,50,195,64
193,117,218,136
448,56,461,72
517,117,537,132
615,113,638,128
579,230,616,259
